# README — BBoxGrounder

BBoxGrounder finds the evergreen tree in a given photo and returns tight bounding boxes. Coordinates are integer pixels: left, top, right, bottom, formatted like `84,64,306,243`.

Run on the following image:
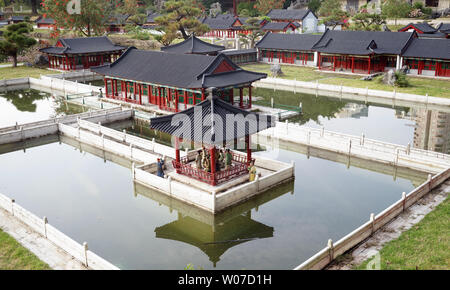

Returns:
0,23,37,67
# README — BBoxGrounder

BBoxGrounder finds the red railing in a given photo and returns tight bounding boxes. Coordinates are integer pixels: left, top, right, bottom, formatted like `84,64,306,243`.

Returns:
172,152,254,186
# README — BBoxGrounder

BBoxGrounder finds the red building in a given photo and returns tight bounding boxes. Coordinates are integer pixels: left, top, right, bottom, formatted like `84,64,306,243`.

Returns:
261,21,300,34
256,32,321,66
398,22,446,38
402,38,450,77
39,37,126,71
91,48,266,112
200,14,253,39
150,95,274,186
36,17,55,29
313,30,415,74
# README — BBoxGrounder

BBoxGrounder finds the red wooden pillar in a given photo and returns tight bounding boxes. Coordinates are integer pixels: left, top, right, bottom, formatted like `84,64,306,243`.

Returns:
101,54,104,65
104,78,108,96
210,146,216,185
139,84,142,105
248,86,252,109
175,90,179,112
124,81,128,101
184,91,188,108
368,57,371,75
245,135,251,166
351,57,355,73
239,88,243,108
157,87,161,107
201,88,205,101
148,85,152,104
318,53,321,70
175,137,180,173
333,56,336,71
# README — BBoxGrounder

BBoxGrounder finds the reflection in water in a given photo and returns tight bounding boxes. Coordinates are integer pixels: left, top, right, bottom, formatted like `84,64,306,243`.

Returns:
0,135,423,269
412,108,450,154
135,181,294,268
253,88,450,153
0,89,84,127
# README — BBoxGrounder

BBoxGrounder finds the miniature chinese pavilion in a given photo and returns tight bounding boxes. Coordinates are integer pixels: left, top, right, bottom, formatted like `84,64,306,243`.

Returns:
160,35,225,56
91,48,266,112
39,36,127,71
149,93,274,186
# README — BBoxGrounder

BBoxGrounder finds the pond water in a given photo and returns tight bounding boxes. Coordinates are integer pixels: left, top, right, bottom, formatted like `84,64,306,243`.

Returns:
0,87,438,269
0,89,84,127
253,88,450,154
0,131,427,269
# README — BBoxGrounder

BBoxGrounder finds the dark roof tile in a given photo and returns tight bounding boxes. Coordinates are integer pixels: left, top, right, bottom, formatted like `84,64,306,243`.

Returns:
256,32,321,51
161,36,224,54
313,30,414,55
91,48,266,89
402,38,450,60
150,96,274,144
40,36,126,55
267,9,313,21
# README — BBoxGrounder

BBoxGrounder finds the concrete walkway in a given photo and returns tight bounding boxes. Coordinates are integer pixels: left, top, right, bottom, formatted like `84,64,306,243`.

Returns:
0,208,87,270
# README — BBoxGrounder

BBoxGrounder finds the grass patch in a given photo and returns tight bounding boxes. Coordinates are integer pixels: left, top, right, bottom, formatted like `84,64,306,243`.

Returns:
0,228,51,270
355,196,450,270
241,63,450,99
0,66,53,79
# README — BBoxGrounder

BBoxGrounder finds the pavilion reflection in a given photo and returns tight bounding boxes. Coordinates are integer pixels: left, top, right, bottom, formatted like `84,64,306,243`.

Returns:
134,180,294,267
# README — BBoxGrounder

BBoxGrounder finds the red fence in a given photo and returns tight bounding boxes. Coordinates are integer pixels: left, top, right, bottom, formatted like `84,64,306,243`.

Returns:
172,152,254,186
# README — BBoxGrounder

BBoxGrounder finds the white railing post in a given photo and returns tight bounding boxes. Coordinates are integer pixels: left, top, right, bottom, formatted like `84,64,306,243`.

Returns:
285,120,289,135
402,192,406,211
360,133,365,146
370,213,375,235
11,199,15,216
130,144,133,159
131,162,135,180
348,139,352,155
43,216,48,238
327,239,334,263
83,242,89,267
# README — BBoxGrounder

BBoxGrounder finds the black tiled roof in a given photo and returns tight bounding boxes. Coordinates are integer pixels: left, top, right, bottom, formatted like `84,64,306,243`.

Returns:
149,96,274,144
39,36,126,55
36,17,55,24
267,9,313,21
399,22,437,33
9,16,24,21
313,30,414,55
91,48,266,89
437,23,450,34
261,22,296,31
161,36,225,54
200,14,241,30
402,38,450,60
256,32,321,51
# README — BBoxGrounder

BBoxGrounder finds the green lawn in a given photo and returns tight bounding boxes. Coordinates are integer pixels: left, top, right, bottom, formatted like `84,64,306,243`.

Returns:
241,63,450,99
355,196,450,270
0,66,53,79
0,228,51,270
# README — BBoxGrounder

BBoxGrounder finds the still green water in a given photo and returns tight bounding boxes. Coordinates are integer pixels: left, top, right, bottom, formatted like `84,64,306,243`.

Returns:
0,89,83,127
0,88,436,269
0,133,427,269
